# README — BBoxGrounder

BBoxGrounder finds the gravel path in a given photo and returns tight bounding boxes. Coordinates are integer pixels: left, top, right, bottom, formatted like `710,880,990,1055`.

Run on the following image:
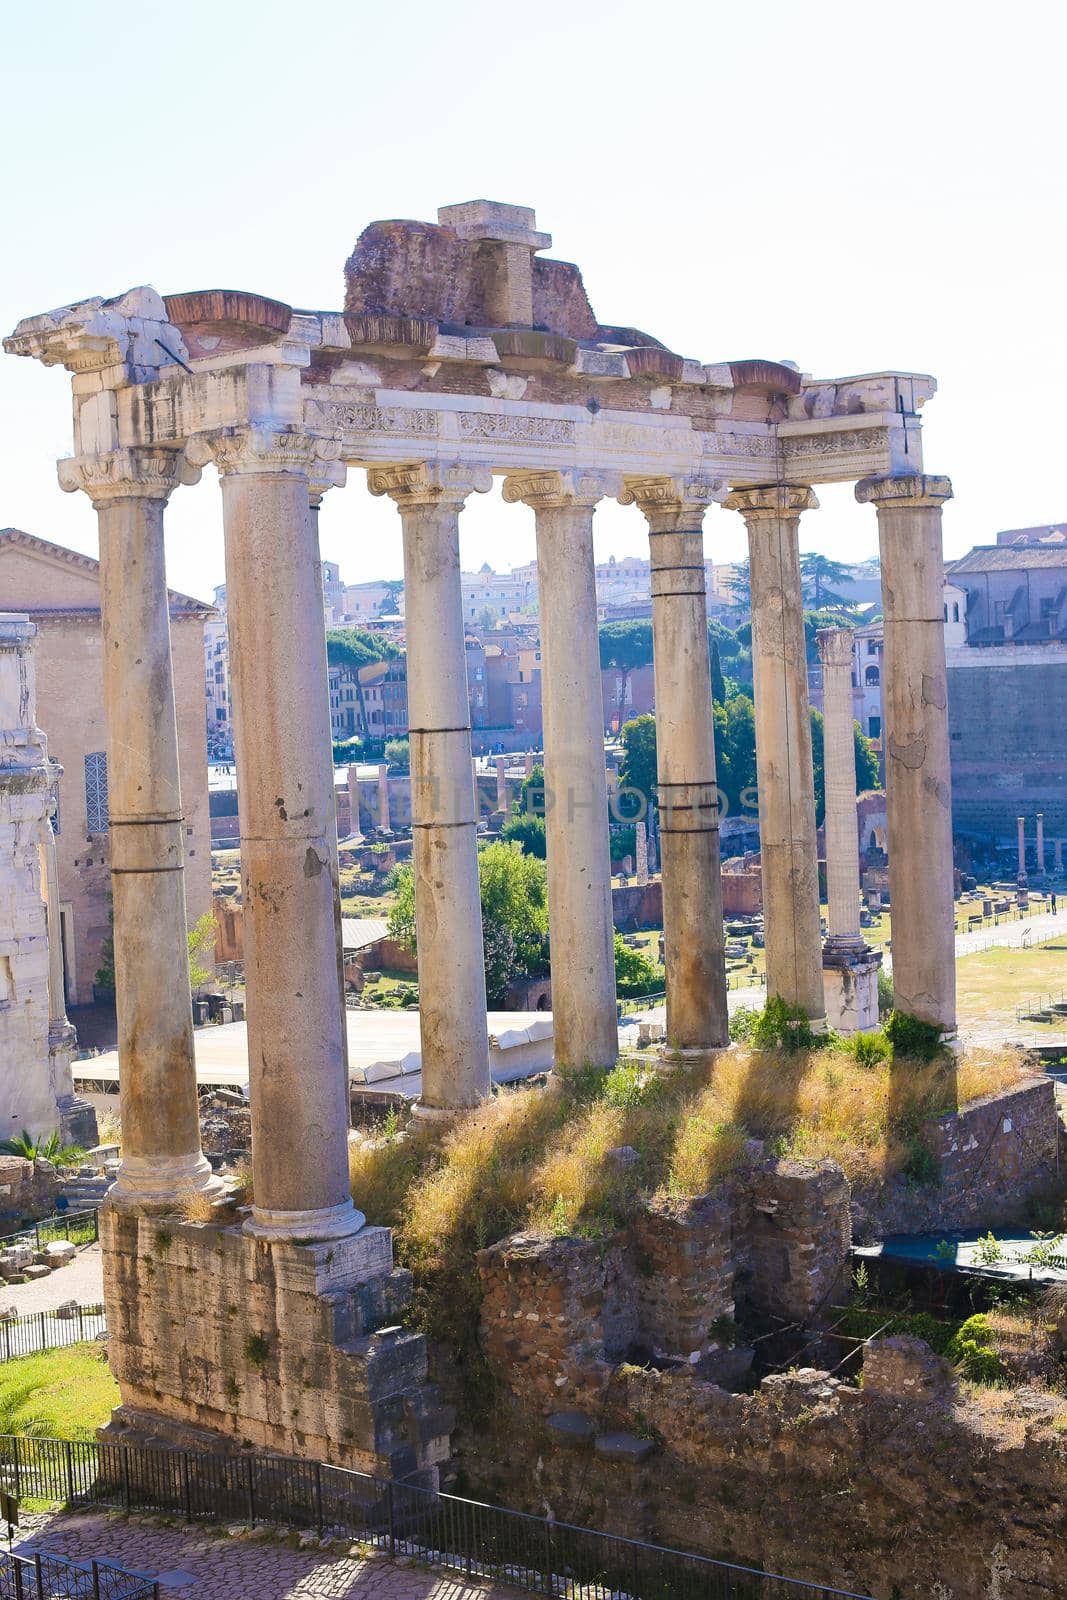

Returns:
0,1242,104,1314
13,1510,530,1599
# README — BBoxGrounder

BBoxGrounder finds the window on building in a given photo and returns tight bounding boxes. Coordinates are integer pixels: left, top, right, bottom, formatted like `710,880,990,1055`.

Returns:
84,752,109,834
215,709,226,722
865,665,880,686
868,715,881,739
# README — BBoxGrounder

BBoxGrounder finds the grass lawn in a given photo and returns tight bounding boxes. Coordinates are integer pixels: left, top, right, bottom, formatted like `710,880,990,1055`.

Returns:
955,938,1067,1033
0,1343,118,1440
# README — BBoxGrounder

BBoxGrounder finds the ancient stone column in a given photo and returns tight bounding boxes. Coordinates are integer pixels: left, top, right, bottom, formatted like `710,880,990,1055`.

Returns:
524,750,534,780
817,628,881,1033
1055,840,1064,876
369,463,492,1115
1016,817,1027,884
724,486,825,1023
38,812,94,1147
620,475,729,1051
635,820,649,886
856,474,956,1037
377,763,391,834
1036,813,1046,877
495,756,509,815
503,471,618,1070
189,426,361,1239
58,450,219,1205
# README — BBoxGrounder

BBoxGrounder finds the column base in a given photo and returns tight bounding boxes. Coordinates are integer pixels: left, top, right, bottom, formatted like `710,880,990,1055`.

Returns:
822,946,881,1036
658,1043,733,1070
109,1150,226,1212
410,1100,474,1128
244,1196,366,1242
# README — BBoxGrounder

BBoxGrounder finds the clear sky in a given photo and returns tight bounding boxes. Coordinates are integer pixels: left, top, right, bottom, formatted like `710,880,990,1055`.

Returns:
2,0,1063,604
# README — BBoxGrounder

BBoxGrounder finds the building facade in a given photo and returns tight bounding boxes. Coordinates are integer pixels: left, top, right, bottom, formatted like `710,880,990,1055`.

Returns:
0,529,214,1006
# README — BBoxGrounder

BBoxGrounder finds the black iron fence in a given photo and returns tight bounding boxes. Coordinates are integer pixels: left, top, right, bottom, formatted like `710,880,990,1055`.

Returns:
0,1434,871,1600
0,1548,157,1600
0,1308,106,1364
0,1213,99,1257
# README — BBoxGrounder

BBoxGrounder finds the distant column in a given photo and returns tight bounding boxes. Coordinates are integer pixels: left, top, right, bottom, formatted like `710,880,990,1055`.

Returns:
346,763,364,844
378,764,392,834
856,473,956,1037
369,463,492,1116
495,756,509,815
504,470,618,1072
58,449,220,1207
635,820,649,886
817,628,881,1033
1017,816,1027,884
524,750,534,780
725,485,825,1023
621,474,729,1052
1036,813,1046,877
1056,840,1064,876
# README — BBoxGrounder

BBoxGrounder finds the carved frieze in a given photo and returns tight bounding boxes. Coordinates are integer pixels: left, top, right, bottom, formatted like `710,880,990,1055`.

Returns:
310,402,439,436
457,412,575,444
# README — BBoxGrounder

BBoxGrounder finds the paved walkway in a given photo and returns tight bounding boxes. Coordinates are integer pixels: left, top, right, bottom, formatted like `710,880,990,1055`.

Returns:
0,1242,104,1314
13,1511,529,1599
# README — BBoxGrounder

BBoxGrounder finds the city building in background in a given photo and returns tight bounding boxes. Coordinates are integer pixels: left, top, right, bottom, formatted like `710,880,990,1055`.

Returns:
0,529,213,1006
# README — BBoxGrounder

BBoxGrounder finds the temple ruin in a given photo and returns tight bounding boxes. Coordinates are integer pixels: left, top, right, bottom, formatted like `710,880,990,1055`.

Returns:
4,198,957,1465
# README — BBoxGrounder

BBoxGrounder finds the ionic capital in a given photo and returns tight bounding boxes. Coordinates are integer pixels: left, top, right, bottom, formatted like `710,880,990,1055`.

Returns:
366,461,492,508
722,484,819,521
308,460,348,507
502,468,621,510
619,474,726,532
816,627,855,670
185,425,342,479
57,446,199,506
855,472,953,510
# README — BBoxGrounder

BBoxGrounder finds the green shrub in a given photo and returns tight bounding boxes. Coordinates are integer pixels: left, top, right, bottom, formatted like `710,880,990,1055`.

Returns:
751,995,815,1054
601,1063,662,1110
902,1137,940,1185
843,1029,892,1068
877,969,894,1018
948,1315,1004,1383
728,1006,759,1042
884,1010,944,1062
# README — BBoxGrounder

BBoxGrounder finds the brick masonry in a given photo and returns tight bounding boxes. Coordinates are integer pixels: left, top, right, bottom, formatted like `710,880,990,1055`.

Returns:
853,1075,1063,1240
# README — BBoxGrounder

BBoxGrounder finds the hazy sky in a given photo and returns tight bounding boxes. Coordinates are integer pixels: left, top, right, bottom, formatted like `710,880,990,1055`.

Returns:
2,0,1063,604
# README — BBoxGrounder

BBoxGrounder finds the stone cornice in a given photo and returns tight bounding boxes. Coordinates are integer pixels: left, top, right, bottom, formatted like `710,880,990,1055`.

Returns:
185,425,342,478
501,469,622,510
366,461,492,508
855,472,953,510
723,484,819,520
618,474,726,532
57,447,199,505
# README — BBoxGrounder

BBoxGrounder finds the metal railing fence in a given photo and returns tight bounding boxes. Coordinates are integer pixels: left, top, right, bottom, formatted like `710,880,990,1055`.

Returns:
0,1214,99,1258
0,1433,871,1600
0,1548,157,1600
0,1308,106,1364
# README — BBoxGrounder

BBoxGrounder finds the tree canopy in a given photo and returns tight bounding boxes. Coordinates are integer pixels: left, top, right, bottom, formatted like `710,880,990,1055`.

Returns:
799,552,853,610
388,841,549,1005
618,715,658,812
325,628,400,673
598,620,654,673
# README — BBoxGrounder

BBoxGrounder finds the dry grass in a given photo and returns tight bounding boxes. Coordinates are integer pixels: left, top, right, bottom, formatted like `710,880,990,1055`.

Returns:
346,1043,1033,1413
